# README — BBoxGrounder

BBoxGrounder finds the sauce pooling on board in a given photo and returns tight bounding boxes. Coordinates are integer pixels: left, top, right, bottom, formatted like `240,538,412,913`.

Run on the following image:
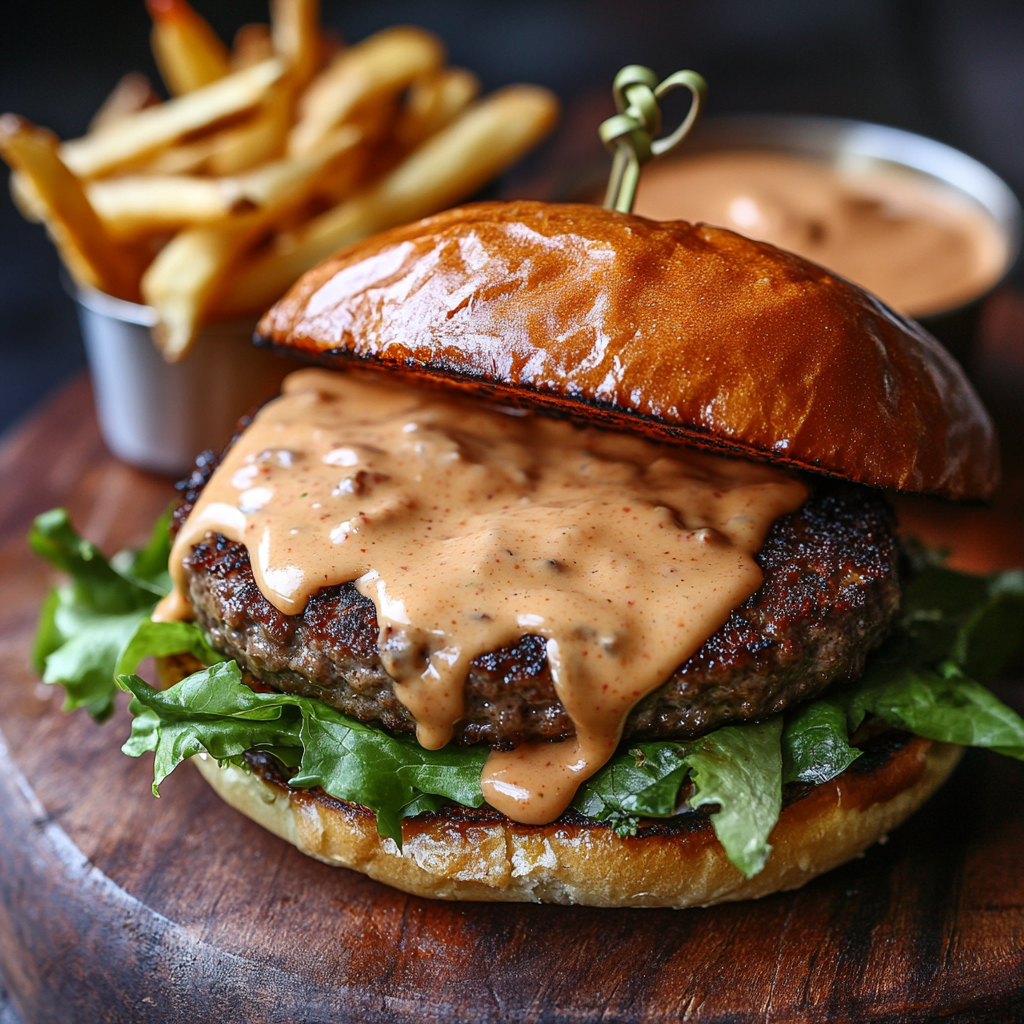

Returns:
156,369,807,824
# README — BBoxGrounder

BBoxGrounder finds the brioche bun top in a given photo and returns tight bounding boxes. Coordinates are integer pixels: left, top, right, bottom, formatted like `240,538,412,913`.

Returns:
258,200,998,501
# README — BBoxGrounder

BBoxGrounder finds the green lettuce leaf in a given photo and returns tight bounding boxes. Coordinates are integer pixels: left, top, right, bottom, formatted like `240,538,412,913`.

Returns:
571,722,786,879
118,662,488,845
949,571,1024,684
122,663,306,790
841,661,1024,758
111,509,175,596
782,699,861,785
686,718,783,878
294,711,488,841
44,609,151,720
118,639,785,870
896,565,1024,680
30,508,169,610
816,564,1024,760
29,509,174,721
572,743,690,835
572,561,1024,872
781,565,1024,786
112,555,1024,872
31,588,64,676
780,661,1024,798
115,619,227,676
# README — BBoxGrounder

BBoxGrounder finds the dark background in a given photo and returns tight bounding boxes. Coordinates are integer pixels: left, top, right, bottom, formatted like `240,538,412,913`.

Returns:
1,0,1023,434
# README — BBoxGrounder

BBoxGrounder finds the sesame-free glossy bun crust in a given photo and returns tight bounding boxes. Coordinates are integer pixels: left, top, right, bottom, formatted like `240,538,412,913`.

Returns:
258,201,998,501
194,735,961,908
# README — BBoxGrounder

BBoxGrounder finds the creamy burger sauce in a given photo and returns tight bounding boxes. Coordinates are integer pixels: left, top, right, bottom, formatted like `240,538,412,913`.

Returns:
156,369,807,824
633,151,1007,317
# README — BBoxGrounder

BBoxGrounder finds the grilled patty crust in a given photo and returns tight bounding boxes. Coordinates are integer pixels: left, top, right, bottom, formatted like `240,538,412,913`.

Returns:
175,462,901,747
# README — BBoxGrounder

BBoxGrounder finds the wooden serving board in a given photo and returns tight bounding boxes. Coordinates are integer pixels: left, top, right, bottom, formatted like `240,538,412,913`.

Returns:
1,375,1023,1024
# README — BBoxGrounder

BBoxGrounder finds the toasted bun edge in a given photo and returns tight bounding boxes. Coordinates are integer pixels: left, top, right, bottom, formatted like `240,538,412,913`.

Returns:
192,736,961,908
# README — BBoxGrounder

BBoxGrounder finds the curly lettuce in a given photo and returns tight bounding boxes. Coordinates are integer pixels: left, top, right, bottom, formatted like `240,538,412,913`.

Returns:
30,508,172,720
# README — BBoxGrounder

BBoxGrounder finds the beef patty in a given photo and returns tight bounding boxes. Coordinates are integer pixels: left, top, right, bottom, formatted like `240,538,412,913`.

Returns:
175,458,901,748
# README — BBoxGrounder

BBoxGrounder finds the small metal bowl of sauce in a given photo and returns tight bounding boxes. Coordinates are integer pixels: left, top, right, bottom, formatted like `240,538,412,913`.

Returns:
599,115,1023,363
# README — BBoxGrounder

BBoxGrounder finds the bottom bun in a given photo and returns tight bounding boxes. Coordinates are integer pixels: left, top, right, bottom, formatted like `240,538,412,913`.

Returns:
192,733,961,908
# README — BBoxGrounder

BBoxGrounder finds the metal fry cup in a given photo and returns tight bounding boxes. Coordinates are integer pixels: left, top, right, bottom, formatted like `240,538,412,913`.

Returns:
74,284,292,477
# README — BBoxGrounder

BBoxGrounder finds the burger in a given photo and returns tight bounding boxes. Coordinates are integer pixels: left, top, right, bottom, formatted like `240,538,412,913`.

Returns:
33,200,1024,908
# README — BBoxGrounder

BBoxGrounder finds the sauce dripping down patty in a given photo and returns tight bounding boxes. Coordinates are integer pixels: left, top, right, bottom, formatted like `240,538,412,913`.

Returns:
156,369,807,823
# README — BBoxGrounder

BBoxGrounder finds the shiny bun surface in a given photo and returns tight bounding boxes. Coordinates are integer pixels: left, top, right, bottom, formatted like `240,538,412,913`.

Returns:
258,200,998,500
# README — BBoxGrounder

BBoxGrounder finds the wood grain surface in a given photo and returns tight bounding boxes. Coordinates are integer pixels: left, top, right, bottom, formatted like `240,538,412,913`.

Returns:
1,308,1023,1023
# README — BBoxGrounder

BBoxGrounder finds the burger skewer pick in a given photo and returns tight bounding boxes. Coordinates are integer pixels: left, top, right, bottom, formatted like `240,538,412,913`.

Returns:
599,65,707,213
31,67,1024,908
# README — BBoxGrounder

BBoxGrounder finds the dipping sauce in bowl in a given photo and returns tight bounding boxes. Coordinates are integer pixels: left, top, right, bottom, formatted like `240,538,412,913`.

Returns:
633,150,1009,319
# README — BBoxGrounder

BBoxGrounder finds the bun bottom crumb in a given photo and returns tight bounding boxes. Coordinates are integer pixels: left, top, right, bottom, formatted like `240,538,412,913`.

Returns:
192,735,960,908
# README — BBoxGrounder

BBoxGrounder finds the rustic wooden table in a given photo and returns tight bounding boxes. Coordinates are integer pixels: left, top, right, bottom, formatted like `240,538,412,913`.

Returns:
1,291,1023,1022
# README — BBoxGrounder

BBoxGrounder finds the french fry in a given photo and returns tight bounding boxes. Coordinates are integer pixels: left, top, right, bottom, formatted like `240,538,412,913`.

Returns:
9,171,45,223
128,79,293,177
142,127,363,358
135,133,221,175
86,125,361,241
304,91,398,206
318,27,345,66
232,23,275,70
394,67,481,150
271,0,321,89
289,26,444,156
0,115,139,298
232,124,362,206
134,113,284,178
218,85,559,315
61,57,284,179
4,0,561,361
147,0,232,96
142,214,265,359
89,73,161,133
206,81,291,174
85,175,249,239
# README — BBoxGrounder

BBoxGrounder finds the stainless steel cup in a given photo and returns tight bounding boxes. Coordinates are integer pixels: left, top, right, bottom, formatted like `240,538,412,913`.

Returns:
74,285,293,477
568,114,1022,362
678,116,1022,360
